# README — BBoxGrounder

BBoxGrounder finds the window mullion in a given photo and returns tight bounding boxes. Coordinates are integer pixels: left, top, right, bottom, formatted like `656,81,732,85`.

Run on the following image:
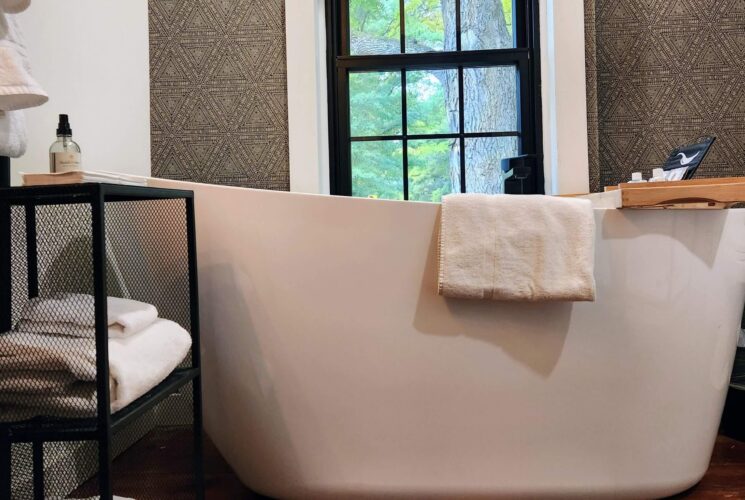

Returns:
457,66,466,193
336,49,530,70
339,0,349,56
517,58,531,154
338,68,352,195
455,0,462,51
399,0,406,53
399,0,408,200
401,69,409,200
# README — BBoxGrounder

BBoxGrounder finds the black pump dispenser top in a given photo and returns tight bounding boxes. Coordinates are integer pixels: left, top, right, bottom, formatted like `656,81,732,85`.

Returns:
56,114,72,136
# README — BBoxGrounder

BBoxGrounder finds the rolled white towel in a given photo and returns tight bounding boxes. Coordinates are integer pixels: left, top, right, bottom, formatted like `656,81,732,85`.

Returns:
17,293,159,338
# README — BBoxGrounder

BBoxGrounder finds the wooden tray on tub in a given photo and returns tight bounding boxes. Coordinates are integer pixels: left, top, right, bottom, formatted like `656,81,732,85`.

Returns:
570,177,745,210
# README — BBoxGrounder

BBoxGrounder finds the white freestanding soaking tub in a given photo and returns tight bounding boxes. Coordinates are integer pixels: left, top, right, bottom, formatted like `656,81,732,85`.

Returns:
153,180,745,499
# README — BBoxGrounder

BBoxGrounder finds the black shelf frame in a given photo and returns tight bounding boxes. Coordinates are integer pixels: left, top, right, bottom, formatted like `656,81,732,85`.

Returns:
0,183,204,500
722,348,745,441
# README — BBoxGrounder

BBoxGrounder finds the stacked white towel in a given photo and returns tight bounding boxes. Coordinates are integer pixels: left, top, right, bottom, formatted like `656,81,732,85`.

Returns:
0,2,48,158
0,294,191,421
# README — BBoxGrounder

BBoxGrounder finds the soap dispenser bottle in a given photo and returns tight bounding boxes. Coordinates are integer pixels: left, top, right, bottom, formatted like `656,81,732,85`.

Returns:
649,168,666,182
49,114,81,173
628,172,647,183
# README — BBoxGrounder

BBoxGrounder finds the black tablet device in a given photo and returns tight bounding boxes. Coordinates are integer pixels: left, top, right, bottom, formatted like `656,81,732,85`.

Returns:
662,136,716,181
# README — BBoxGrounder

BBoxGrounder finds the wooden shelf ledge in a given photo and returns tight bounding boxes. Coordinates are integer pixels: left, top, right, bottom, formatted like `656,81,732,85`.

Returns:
572,177,745,210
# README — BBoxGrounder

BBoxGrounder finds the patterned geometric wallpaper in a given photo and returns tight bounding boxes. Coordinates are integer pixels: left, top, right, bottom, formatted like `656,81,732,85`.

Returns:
586,0,745,192
149,0,290,190
584,0,600,192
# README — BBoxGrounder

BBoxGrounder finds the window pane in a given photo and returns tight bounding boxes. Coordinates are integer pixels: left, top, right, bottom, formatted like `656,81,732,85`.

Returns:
350,0,401,55
461,0,514,50
464,137,518,194
464,66,517,133
404,0,454,53
352,141,404,200
350,72,403,137
408,139,458,202
406,69,458,135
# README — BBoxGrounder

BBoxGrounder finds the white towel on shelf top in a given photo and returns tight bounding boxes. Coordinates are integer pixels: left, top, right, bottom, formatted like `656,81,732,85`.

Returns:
0,12,47,111
0,318,192,414
18,293,159,338
438,194,596,302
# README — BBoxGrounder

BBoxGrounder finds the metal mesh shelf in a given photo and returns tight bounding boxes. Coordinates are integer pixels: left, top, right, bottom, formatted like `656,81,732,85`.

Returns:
4,368,200,443
0,183,204,500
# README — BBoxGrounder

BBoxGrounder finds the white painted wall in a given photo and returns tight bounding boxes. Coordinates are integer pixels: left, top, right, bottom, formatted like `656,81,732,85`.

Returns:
285,0,330,195
284,0,591,195
540,0,590,195
10,1,150,185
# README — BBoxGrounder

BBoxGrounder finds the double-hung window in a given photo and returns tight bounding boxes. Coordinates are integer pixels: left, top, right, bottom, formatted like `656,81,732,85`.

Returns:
326,0,543,201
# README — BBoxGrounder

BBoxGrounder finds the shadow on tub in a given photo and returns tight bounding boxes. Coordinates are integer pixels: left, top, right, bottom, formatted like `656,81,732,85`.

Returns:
413,217,573,379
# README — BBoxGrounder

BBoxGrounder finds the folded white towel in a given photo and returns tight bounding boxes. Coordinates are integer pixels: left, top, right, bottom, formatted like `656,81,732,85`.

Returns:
0,383,100,419
107,296,160,336
107,318,192,412
0,318,192,418
18,293,159,338
0,379,116,419
0,13,47,111
0,370,78,394
0,331,97,379
438,194,596,302
0,108,25,157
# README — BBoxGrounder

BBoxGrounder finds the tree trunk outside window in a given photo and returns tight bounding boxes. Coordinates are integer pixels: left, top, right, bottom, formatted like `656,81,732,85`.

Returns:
442,0,516,193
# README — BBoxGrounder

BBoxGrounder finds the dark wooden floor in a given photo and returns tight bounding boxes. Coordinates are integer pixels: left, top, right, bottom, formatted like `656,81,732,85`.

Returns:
672,436,745,499
79,429,745,499
70,427,251,499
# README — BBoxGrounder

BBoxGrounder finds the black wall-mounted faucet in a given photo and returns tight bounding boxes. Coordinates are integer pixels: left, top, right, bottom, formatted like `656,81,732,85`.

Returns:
501,155,538,195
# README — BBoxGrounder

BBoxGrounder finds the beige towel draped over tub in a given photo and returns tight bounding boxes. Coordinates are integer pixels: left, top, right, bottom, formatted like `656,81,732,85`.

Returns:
438,194,596,302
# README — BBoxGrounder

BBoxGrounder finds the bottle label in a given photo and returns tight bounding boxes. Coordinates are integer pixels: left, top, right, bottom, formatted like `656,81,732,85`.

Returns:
53,152,81,173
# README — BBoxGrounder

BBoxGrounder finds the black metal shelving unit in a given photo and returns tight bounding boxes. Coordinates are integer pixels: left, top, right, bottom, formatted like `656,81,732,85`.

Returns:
0,183,204,499
0,156,9,189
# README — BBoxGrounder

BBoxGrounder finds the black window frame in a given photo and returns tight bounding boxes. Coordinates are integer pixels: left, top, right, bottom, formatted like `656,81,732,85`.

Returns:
326,0,544,198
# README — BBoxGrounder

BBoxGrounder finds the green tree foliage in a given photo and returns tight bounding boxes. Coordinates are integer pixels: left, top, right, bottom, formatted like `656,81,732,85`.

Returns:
349,0,514,202
349,0,400,51
351,141,404,200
